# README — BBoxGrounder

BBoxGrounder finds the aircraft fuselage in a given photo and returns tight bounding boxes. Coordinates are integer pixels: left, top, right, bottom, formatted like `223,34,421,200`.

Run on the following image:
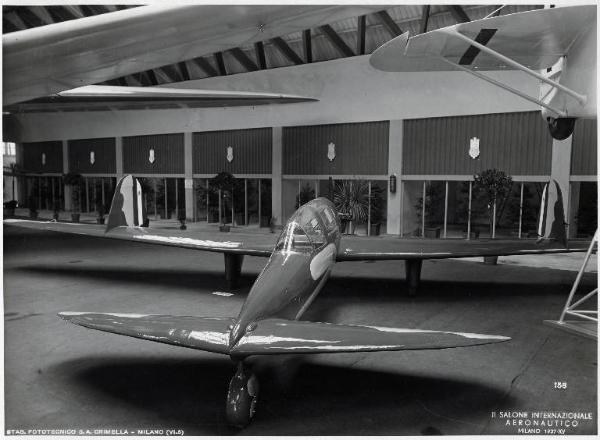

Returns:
229,198,341,351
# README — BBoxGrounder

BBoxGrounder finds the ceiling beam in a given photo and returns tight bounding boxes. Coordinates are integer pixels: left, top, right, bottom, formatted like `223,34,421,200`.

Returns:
254,42,267,69
2,18,20,33
448,5,471,23
319,24,354,57
178,61,191,81
15,8,45,28
145,70,159,86
376,10,402,37
271,37,304,65
193,57,218,77
63,5,85,19
214,52,227,76
4,12,27,31
357,15,366,55
79,5,98,17
303,29,313,63
46,6,78,23
229,48,259,72
419,5,431,34
158,65,183,83
29,7,56,26
117,77,128,87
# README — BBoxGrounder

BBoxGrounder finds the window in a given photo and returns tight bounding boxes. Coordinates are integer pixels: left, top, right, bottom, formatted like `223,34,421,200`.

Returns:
275,222,314,254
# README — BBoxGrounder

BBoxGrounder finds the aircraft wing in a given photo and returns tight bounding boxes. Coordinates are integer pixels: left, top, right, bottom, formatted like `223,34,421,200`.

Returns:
4,4,383,105
59,313,508,356
231,318,509,355
4,219,275,257
370,5,597,72
337,236,590,261
5,85,317,113
59,312,234,355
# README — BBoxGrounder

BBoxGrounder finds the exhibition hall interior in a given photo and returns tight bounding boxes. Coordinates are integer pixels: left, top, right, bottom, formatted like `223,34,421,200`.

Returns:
2,3,598,436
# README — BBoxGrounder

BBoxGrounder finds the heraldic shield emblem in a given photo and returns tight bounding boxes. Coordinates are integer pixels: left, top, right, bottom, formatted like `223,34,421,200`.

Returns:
327,142,336,161
149,148,155,164
469,137,480,159
226,146,234,163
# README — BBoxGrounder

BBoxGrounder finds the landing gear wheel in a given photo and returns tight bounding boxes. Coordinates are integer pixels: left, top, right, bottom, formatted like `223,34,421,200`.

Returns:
547,117,576,140
226,362,259,428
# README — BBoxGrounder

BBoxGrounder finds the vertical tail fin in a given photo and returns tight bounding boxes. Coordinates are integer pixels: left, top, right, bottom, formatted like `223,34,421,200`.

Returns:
537,180,567,247
106,175,146,232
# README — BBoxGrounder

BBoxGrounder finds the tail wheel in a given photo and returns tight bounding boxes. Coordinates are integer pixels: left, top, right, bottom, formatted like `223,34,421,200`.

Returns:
226,363,259,428
548,117,576,140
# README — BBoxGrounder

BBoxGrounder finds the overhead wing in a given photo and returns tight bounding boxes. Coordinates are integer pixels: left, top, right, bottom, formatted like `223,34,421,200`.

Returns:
5,85,317,113
231,318,509,355
370,5,596,72
59,312,234,355
3,4,383,105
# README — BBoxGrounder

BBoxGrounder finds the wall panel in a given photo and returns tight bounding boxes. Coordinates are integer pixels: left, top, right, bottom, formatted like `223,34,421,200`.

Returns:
68,138,116,174
283,121,389,175
571,119,597,176
193,128,271,175
123,133,184,174
22,141,63,173
403,112,552,175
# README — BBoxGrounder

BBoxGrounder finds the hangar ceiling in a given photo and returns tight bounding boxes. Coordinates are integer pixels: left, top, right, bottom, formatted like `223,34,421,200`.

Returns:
3,4,541,88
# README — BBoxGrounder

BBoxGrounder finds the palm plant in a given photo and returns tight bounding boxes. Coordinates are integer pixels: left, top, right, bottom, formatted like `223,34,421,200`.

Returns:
333,180,370,234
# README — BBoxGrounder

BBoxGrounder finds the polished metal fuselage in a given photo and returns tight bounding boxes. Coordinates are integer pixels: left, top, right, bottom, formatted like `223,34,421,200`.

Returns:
229,198,341,351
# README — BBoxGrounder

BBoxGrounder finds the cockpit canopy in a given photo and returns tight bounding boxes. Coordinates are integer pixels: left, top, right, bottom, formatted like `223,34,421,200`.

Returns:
275,205,326,253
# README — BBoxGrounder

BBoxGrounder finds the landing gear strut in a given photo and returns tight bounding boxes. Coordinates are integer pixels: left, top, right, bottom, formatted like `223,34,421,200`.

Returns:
547,117,576,140
226,362,259,427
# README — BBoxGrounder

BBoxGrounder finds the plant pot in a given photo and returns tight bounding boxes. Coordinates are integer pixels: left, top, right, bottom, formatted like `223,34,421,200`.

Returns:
29,210,38,219
97,217,105,225
369,223,381,236
424,227,441,238
483,256,498,265
71,213,80,223
53,212,60,221
219,225,230,232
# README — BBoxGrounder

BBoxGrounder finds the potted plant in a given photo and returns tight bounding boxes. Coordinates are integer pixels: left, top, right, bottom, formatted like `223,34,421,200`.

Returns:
96,201,105,224
368,184,384,236
52,200,60,221
28,195,38,219
64,172,83,222
333,180,370,235
4,200,18,217
178,208,187,230
415,183,444,238
211,171,238,232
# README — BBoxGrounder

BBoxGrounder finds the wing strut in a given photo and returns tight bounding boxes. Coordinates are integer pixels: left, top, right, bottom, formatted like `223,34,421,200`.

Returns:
438,56,566,117
441,28,588,105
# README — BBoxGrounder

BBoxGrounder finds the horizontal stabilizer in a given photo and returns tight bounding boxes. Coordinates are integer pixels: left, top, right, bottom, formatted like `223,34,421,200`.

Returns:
59,312,234,354
231,318,509,356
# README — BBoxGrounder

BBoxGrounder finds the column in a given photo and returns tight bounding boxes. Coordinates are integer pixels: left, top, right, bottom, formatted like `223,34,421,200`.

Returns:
387,120,403,235
272,126,283,226
115,137,124,181
62,140,71,211
184,132,194,221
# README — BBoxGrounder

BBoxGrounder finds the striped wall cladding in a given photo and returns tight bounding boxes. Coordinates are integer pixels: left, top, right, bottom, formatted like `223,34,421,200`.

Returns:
193,128,272,175
68,138,116,174
571,119,597,176
123,133,184,174
22,141,63,173
403,112,552,176
283,121,389,175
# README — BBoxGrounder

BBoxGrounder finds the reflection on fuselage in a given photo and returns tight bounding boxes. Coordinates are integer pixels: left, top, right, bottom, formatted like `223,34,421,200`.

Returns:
228,198,341,351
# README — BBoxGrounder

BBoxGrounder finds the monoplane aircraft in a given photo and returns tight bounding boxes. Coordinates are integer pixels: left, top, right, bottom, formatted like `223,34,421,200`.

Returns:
5,174,589,426
370,5,597,140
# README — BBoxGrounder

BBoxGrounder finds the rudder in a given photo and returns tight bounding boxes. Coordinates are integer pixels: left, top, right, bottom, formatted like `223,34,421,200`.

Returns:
537,180,567,247
106,175,146,232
